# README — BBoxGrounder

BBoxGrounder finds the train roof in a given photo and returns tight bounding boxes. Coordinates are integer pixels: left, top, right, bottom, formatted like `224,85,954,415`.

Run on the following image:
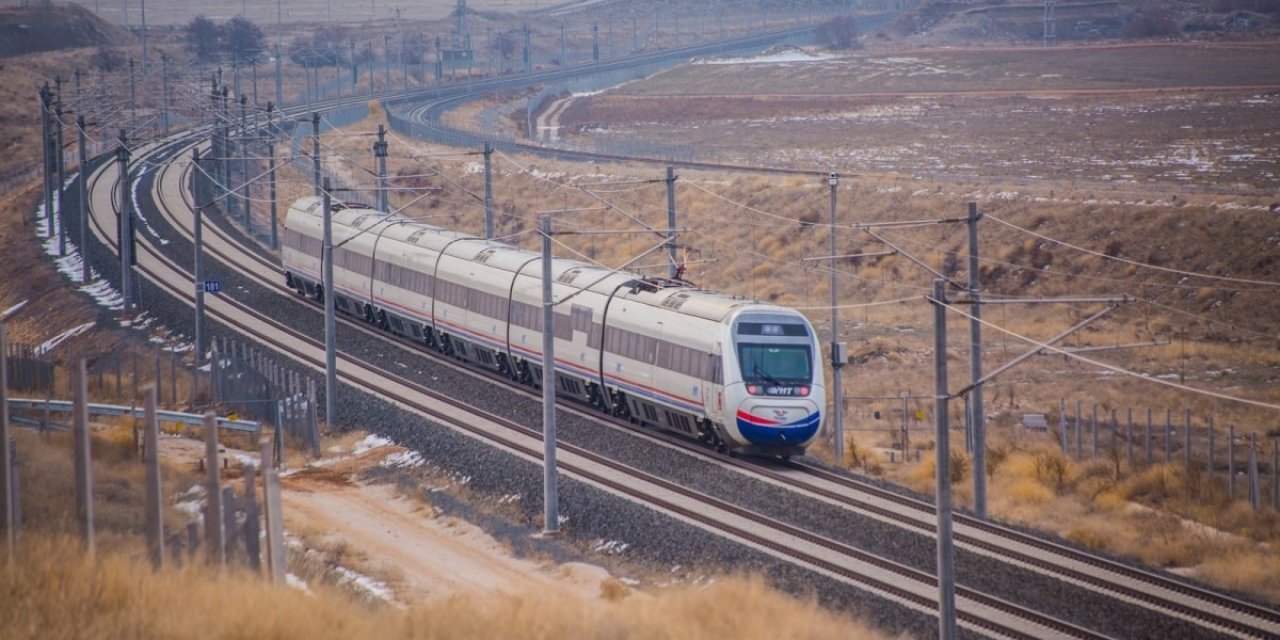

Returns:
286,197,806,325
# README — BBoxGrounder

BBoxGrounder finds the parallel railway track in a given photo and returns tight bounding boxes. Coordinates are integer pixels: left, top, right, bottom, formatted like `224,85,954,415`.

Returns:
64,27,1280,638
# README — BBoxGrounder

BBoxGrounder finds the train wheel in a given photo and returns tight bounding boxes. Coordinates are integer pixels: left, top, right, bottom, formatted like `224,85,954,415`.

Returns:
377,310,390,330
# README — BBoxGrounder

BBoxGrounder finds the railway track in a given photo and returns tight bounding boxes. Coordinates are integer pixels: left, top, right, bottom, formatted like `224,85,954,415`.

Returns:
66,29,1280,640
80,133,1113,640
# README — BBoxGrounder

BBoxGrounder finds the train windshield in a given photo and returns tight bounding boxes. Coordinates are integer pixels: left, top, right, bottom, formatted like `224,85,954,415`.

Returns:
737,344,812,384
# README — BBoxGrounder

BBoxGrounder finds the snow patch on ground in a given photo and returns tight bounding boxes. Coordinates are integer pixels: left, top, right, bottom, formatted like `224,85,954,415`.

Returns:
381,450,424,469
334,565,398,603
353,434,395,454
34,322,96,356
697,47,835,66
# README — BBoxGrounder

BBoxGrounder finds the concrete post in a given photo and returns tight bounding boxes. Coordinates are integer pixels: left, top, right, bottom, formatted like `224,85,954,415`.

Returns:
966,202,985,517
77,115,90,284
194,150,206,366
1,322,13,561
931,279,957,640
666,166,677,278
260,438,285,584
204,413,224,565
117,130,134,312
73,359,95,558
1229,424,1236,498
828,171,844,465
483,141,494,239
1248,433,1259,509
541,215,559,535
143,386,163,570
312,112,322,196
323,179,337,428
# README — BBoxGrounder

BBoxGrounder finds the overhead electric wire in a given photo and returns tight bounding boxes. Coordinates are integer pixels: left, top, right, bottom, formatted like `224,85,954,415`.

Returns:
987,213,1280,288
937,297,1280,412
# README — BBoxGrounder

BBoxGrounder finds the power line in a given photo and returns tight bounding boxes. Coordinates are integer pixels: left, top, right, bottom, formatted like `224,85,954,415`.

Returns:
987,213,1280,288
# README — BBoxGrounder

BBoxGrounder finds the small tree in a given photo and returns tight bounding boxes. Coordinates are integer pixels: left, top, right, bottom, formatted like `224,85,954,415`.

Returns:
494,31,518,69
223,16,265,63
816,15,861,50
185,15,220,61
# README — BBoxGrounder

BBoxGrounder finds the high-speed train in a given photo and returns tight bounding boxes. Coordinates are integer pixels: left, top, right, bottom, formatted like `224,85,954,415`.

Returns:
282,196,825,458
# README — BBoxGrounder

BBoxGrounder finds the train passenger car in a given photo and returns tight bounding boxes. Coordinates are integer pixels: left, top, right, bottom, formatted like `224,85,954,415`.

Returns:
282,197,826,458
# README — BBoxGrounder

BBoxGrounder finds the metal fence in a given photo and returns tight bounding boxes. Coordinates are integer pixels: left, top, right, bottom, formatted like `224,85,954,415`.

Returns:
844,393,1279,511
208,335,319,457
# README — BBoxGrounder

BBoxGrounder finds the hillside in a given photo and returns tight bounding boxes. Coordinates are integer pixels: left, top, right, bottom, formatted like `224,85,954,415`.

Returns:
0,2,123,58
884,0,1280,44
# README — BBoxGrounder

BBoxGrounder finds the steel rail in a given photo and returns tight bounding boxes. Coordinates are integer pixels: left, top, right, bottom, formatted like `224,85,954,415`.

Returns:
88,146,1100,640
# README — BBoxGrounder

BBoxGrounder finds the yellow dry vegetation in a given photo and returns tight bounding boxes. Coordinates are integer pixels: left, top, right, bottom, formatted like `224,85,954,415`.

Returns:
896,438,1280,603
0,539,894,640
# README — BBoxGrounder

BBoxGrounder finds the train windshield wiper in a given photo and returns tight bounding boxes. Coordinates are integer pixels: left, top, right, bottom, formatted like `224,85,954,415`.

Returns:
753,364,784,387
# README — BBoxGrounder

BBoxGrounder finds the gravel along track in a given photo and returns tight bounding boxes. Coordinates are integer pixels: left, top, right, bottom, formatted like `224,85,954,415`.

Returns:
66,78,1277,640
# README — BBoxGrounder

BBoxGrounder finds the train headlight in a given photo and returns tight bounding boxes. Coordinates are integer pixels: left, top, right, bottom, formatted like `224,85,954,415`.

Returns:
746,384,760,395
798,386,810,397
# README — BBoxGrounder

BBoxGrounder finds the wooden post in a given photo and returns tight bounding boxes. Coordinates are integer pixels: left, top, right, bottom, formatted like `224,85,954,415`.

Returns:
203,413,224,565
222,486,239,562
1248,433,1259,510
168,533,183,568
259,439,285,584
143,386,163,570
73,358,95,558
243,462,261,572
186,521,199,560
1,321,13,562
1228,424,1236,499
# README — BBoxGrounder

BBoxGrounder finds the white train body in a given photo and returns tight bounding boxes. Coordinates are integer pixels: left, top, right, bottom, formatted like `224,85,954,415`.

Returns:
282,197,825,457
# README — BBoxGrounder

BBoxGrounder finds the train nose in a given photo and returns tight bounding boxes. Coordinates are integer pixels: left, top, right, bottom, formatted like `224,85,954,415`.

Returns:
734,399,821,447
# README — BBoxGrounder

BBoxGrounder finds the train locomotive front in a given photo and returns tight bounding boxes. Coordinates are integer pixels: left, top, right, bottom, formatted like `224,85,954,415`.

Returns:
717,311,825,458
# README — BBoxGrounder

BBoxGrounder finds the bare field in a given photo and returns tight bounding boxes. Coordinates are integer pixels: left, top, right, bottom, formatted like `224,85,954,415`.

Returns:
559,43,1280,189
15,0,560,27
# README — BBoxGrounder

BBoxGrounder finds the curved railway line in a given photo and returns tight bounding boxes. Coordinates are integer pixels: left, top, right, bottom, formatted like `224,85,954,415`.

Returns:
66,25,1280,640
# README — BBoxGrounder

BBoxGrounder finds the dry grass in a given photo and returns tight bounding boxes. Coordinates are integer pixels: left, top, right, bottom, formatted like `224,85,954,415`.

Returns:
2,424,905,639
0,538,898,640
885,433,1280,603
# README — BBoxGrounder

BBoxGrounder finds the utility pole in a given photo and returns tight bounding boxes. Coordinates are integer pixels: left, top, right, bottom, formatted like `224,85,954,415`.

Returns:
267,103,278,250
193,150,207,365
374,125,389,212
162,54,170,135
384,34,391,88
274,44,283,109
931,279,958,640
116,129,134,313
40,85,52,237
1,322,12,563
560,22,566,67
967,202,987,518
55,91,67,256
483,141,494,239
523,23,532,74
77,115,90,283
312,112,322,196
221,86,231,214
665,166,677,278
828,171,845,464
323,178,337,428
140,0,148,76
240,94,250,229
540,214,559,535
129,58,137,131
592,22,600,63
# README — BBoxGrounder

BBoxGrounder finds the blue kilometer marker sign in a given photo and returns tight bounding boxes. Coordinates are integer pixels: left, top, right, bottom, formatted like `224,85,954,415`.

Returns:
203,280,221,293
